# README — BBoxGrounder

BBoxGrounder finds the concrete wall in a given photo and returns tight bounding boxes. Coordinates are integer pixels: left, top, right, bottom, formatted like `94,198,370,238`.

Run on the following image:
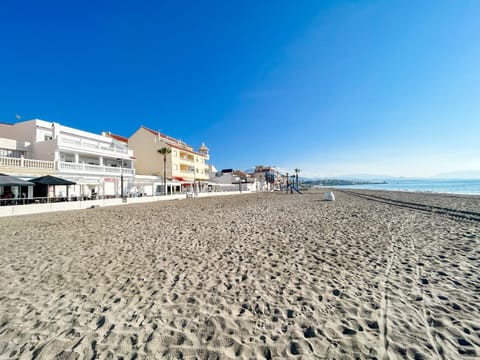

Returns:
0,120,38,142
32,140,56,161
0,191,247,218
0,138,30,152
211,172,238,184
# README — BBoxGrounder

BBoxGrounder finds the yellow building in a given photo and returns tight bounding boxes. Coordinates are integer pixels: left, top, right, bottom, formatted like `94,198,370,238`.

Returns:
128,126,210,184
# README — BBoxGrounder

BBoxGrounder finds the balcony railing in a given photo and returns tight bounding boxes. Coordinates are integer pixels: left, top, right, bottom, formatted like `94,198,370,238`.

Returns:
0,156,55,170
0,156,135,176
179,156,194,163
58,161,135,175
58,136,130,156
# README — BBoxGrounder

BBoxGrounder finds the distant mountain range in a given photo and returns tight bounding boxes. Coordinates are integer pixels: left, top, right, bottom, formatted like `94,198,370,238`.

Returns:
301,170,480,182
303,179,387,187
301,175,407,182
243,168,480,181
432,170,480,179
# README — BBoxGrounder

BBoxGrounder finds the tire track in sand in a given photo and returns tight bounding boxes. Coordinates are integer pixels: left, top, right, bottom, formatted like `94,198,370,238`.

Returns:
409,224,444,360
379,223,398,359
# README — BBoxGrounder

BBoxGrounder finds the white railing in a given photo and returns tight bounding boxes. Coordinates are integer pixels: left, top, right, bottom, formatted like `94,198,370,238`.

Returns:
0,156,55,170
0,156,135,175
58,161,134,175
58,136,129,156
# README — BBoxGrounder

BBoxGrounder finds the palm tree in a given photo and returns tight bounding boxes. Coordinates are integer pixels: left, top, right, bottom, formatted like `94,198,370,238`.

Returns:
294,168,301,188
158,147,171,196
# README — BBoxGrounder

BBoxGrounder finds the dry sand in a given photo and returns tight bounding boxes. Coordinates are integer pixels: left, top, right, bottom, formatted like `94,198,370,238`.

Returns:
0,190,479,359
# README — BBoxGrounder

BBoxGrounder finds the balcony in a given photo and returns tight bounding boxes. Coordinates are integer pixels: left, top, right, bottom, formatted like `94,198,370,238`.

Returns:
58,136,131,157
179,155,194,163
0,156,55,171
58,161,135,176
0,156,134,177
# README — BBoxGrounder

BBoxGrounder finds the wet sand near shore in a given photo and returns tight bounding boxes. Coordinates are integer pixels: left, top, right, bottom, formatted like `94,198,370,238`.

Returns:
0,190,479,359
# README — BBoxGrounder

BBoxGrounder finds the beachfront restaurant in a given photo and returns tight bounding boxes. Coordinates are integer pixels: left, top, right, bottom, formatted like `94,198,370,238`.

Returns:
0,174,34,205
30,175,76,202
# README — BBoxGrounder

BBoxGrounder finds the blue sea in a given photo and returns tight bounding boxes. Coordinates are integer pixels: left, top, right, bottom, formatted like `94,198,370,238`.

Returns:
331,179,480,195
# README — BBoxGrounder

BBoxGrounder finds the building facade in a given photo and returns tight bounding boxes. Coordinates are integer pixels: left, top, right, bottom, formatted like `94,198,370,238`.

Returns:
0,119,135,198
128,126,211,192
210,169,257,192
251,165,281,191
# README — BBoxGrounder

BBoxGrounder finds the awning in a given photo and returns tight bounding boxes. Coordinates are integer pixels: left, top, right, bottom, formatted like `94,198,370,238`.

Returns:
75,179,101,185
0,174,34,186
29,175,76,186
172,176,185,182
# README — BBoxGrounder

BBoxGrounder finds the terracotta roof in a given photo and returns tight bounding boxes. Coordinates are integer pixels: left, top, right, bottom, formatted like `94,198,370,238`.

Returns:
142,126,185,145
141,126,207,157
105,132,128,143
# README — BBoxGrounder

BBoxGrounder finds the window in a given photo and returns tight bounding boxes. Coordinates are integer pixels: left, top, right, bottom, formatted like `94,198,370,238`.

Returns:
0,148,25,158
44,135,52,141
173,150,177,157
173,164,178,170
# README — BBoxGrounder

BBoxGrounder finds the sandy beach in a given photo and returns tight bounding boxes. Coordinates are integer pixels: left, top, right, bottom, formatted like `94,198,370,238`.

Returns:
0,190,479,359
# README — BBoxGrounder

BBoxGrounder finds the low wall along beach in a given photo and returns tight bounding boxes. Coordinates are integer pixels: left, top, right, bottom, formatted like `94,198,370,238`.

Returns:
0,190,479,359
0,191,244,218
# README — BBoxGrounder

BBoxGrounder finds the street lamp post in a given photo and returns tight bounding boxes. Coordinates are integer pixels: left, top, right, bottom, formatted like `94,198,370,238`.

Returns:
286,172,289,193
191,165,196,199
294,168,301,188
118,157,126,202
120,160,123,199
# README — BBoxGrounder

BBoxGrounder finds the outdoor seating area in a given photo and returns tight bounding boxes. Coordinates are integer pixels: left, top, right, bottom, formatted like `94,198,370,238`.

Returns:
0,174,79,206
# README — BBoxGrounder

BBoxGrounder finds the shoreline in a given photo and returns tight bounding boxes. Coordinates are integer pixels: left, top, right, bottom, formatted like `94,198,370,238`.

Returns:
324,185,480,197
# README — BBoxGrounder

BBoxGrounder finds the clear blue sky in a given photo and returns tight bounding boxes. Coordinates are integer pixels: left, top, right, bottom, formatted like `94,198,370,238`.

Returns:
1,0,479,178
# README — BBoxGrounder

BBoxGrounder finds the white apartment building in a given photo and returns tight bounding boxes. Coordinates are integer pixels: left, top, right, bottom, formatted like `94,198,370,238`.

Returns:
210,169,257,192
251,165,281,191
0,119,135,198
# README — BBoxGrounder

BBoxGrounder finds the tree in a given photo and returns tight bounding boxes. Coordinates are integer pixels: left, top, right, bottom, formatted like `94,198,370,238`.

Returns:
294,168,301,188
158,147,172,195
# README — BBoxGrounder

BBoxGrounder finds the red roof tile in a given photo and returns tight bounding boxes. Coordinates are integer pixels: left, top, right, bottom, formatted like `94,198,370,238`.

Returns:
105,132,128,143
141,126,207,157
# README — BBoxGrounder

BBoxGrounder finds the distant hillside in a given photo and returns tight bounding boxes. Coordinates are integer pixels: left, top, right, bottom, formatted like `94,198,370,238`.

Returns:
433,170,480,179
303,179,387,186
